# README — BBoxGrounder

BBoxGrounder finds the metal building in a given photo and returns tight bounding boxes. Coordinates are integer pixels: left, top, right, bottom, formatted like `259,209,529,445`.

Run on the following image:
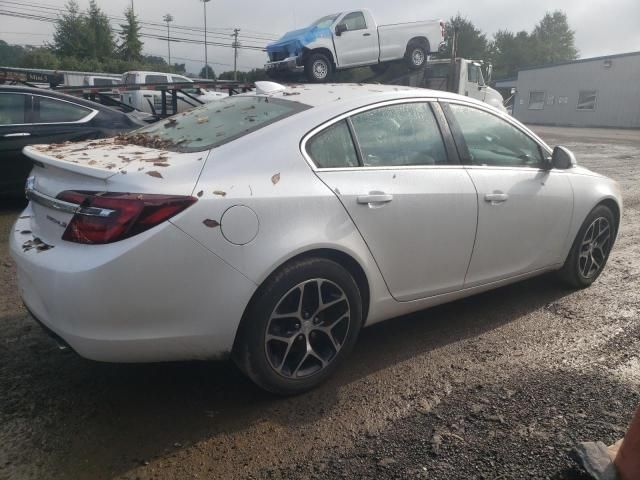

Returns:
511,51,640,128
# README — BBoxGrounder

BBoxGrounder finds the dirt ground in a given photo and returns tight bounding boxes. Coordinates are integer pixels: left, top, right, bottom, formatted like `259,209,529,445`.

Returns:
1,126,639,480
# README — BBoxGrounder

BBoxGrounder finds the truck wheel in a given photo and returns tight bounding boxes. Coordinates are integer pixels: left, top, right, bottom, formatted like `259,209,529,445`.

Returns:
405,41,428,69
370,62,390,75
305,53,332,83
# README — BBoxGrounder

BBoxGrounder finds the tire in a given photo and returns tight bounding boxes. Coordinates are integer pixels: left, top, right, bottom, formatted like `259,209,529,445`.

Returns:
304,53,332,83
370,62,390,75
558,205,616,288
234,257,363,395
405,41,428,69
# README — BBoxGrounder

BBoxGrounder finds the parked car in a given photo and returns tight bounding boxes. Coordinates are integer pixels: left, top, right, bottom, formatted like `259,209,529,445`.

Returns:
11,82,621,394
120,71,226,115
0,85,146,196
83,75,121,87
265,9,445,82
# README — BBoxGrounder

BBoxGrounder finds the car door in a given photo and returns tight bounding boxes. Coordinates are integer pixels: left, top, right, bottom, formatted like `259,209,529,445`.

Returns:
442,101,573,287
333,11,379,67
464,63,487,102
306,100,478,301
0,92,35,194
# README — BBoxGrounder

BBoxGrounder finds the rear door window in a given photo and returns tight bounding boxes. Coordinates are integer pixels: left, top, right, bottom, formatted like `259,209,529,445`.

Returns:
0,93,28,125
35,96,92,123
128,95,310,152
307,120,359,168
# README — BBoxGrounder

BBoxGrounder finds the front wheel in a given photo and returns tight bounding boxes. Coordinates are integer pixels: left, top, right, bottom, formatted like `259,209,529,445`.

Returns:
304,53,332,83
234,257,362,395
558,205,616,288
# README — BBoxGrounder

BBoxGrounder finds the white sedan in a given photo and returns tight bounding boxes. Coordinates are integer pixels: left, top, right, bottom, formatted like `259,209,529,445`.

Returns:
10,82,622,394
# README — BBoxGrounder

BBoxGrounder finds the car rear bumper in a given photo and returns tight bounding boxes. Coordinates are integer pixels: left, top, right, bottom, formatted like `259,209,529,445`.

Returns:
10,207,257,363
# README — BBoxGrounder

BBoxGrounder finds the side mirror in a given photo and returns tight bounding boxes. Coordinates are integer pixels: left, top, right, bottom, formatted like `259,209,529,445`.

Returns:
335,24,347,36
551,146,577,169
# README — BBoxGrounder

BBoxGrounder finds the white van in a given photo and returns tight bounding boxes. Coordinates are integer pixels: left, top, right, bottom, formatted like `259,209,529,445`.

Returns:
120,71,226,115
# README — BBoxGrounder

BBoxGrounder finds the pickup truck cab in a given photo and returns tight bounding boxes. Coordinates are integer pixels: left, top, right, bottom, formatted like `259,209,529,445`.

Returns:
266,9,445,82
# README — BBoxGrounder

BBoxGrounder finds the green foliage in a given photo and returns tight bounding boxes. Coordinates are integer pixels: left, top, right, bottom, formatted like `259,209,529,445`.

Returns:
443,14,489,62
530,11,578,65
84,0,114,60
0,40,26,66
118,7,143,61
199,65,216,79
52,0,85,58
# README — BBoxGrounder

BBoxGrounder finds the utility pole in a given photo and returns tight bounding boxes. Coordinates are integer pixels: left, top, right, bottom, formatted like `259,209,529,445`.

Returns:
201,0,211,79
232,28,240,81
163,14,174,67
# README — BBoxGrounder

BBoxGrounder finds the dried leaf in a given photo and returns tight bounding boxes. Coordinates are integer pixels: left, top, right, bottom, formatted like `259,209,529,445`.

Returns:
153,162,170,167
213,190,226,197
146,171,163,179
196,116,209,124
203,219,220,228
271,173,280,185
197,190,204,197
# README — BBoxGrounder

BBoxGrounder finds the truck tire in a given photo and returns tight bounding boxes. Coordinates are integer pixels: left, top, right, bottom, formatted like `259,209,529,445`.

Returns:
305,53,332,83
405,41,428,69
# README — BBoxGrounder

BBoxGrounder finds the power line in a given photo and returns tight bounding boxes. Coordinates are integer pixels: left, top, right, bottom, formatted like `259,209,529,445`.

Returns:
0,8,267,52
0,0,279,42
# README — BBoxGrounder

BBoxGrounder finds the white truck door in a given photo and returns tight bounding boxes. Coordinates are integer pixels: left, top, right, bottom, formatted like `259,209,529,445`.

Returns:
464,63,488,102
333,11,379,67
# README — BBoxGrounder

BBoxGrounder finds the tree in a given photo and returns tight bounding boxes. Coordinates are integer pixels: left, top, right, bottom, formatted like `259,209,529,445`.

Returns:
199,65,215,79
173,63,186,74
118,7,143,61
443,14,489,61
52,0,85,58
489,30,535,79
84,0,114,60
0,40,26,66
530,11,578,65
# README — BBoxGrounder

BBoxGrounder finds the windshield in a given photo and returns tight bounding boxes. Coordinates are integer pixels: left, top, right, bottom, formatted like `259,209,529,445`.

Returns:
125,95,309,153
311,14,338,29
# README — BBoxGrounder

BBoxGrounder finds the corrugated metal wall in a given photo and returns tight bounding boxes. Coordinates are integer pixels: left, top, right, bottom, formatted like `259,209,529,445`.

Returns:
513,53,640,128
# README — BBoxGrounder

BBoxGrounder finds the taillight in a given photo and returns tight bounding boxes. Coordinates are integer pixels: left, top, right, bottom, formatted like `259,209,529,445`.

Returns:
56,191,196,244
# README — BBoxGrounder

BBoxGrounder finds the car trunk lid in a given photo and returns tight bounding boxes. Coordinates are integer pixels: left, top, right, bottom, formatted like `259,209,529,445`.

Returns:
22,138,207,245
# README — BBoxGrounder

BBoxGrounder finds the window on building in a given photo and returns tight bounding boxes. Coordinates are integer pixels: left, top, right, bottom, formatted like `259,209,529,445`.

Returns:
528,91,545,110
577,91,597,111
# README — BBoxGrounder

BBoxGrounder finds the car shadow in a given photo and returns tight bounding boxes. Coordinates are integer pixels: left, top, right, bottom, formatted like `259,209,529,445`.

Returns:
4,272,573,479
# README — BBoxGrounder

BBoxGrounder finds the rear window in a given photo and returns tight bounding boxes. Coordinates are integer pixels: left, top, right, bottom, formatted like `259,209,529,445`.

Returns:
145,75,168,84
127,95,309,152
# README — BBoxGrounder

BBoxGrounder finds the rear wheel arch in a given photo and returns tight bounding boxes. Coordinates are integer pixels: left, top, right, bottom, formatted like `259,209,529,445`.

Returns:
407,37,430,53
232,248,370,357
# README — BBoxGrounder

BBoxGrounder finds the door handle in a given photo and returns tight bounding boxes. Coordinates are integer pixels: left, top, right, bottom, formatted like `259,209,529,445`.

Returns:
363,33,371,36
484,192,509,204
357,193,393,204
3,132,31,138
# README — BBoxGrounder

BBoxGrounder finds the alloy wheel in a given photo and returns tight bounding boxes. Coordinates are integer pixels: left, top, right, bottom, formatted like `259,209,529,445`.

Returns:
313,60,328,79
412,48,425,66
578,216,612,279
265,278,350,379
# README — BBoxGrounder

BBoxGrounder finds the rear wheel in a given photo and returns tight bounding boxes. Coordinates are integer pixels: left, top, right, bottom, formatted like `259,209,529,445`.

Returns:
405,41,428,69
558,205,616,288
234,258,362,395
304,53,332,83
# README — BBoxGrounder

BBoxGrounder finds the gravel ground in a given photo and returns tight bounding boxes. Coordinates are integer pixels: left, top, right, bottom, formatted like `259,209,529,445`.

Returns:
1,126,639,480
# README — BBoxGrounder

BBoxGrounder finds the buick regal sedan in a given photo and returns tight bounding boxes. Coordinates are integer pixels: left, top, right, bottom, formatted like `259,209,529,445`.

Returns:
10,82,622,394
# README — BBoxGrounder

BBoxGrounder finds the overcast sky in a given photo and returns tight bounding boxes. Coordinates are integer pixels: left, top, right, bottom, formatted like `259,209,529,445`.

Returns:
1,0,639,75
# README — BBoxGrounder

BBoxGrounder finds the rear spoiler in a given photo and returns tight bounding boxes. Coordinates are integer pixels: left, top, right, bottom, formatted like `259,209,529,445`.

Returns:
23,146,117,180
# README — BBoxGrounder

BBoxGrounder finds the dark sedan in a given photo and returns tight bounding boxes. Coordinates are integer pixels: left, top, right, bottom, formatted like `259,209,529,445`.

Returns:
0,86,146,196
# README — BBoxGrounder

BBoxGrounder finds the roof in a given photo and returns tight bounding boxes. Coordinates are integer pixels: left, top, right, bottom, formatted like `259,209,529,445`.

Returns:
517,50,640,73
247,82,461,108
